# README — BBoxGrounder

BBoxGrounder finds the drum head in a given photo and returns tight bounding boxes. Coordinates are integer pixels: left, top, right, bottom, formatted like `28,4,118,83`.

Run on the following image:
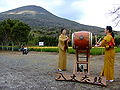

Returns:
72,31,92,50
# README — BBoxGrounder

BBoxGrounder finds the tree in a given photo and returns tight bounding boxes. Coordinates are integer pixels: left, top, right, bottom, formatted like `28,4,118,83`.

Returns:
0,19,12,50
111,6,120,26
12,21,31,46
115,35,120,47
0,19,31,51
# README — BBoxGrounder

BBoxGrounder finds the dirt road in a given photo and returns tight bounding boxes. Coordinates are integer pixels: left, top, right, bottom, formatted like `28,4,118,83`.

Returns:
0,51,120,90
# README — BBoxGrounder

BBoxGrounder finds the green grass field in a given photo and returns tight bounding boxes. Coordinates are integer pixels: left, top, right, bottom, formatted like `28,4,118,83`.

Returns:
0,46,120,55
28,46,120,55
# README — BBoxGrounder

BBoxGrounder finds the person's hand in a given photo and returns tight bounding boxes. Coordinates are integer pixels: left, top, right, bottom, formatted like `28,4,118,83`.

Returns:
95,44,99,47
67,37,70,41
96,42,99,45
65,37,69,41
95,42,100,47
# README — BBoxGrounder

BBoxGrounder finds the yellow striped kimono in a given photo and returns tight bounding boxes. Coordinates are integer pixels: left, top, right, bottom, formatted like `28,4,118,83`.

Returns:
100,34,115,80
58,34,68,70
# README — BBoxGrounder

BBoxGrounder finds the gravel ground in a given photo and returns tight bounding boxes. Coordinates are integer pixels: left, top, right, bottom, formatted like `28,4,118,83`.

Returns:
0,51,120,90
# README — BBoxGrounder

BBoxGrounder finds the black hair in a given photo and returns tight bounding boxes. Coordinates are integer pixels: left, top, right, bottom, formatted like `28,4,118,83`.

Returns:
106,26,114,38
61,28,65,34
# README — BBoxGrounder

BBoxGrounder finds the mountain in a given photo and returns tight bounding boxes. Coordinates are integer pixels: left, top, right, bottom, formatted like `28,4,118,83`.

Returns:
0,5,104,34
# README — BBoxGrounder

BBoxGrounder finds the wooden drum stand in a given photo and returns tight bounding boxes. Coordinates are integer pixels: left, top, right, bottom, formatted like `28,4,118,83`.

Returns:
73,48,90,75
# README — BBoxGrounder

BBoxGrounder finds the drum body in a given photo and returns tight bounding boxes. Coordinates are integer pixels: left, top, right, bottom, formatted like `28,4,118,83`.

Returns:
72,31,92,50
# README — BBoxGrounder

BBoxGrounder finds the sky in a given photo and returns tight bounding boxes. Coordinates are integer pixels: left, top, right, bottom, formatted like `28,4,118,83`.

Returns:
0,0,120,31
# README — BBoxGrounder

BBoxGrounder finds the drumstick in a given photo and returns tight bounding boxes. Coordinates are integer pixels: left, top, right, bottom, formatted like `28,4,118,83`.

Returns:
97,38,102,43
94,36,102,47
95,34,102,43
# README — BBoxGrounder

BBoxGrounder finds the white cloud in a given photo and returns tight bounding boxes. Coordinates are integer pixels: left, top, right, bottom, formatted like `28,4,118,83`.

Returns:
73,0,112,25
72,0,120,31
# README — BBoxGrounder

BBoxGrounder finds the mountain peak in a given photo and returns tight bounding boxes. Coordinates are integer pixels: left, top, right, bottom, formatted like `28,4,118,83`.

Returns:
0,5,104,34
2,5,50,15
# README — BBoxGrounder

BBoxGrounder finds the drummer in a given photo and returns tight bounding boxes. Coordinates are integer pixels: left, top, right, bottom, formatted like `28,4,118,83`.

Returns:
58,28,70,71
96,26,115,82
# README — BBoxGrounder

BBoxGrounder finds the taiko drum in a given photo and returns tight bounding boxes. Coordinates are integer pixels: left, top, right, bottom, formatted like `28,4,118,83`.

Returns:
72,31,92,50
